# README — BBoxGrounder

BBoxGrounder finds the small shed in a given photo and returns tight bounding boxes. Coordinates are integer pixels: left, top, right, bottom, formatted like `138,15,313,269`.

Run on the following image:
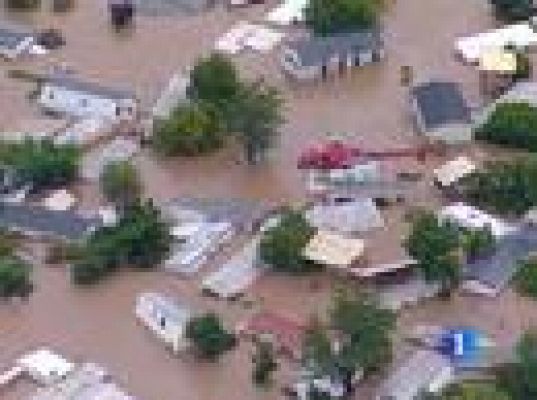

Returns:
17,349,74,386
375,350,454,400
411,81,472,144
282,30,384,81
303,230,365,272
433,156,477,188
135,292,192,354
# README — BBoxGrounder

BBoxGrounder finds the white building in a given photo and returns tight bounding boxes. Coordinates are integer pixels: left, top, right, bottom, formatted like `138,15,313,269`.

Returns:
39,74,137,122
376,350,454,400
439,202,516,238
135,292,192,354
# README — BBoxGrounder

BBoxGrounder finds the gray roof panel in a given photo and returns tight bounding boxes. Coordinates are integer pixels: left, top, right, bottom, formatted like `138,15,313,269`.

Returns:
45,73,135,100
0,27,33,50
412,81,471,129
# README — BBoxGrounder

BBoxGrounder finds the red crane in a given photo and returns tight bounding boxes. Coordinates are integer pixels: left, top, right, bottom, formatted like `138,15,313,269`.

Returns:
297,140,441,170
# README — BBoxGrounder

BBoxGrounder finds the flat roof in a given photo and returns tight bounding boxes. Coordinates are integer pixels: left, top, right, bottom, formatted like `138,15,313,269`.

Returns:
434,156,477,187
45,74,135,101
303,230,364,268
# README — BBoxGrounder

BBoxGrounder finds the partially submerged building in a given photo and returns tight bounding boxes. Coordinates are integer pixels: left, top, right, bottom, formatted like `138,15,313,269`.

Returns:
433,156,477,189
17,349,74,386
0,26,37,60
375,350,454,400
281,30,384,81
38,74,137,122
411,81,473,144
135,292,192,354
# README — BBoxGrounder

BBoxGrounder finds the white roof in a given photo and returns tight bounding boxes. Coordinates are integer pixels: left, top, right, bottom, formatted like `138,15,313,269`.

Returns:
433,156,476,187
42,189,76,212
152,71,190,119
439,202,516,238
215,22,284,54
99,206,118,227
303,230,365,268
18,349,74,383
266,0,309,25
455,22,537,63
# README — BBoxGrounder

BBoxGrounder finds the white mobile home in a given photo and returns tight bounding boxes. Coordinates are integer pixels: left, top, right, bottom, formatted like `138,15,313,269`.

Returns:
411,81,473,144
135,292,192,354
0,26,36,60
39,74,137,122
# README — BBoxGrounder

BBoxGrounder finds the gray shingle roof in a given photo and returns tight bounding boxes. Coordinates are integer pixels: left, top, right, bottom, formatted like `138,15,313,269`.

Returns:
0,202,99,240
45,73,135,100
0,27,33,51
464,225,537,293
288,30,383,67
412,81,471,130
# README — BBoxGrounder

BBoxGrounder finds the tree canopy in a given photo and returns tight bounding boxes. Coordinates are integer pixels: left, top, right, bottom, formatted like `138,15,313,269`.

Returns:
100,160,141,208
432,382,511,400
71,200,171,285
0,139,79,192
489,0,532,22
458,159,537,216
515,260,537,298
153,102,225,157
405,211,461,291
0,256,33,300
304,0,384,37
186,312,236,360
259,209,316,274
477,102,537,152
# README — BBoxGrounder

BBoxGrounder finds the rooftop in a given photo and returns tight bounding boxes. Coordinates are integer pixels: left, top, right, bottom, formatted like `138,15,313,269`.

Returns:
303,230,365,268
45,73,135,101
0,26,33,51
412,81,471,129
137,292,191,328
287,30,383,67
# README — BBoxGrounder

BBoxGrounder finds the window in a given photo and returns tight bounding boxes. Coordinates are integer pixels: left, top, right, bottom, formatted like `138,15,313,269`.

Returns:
49,92,54,100
160,316,166,329
115,106,121,117
80,98,88,107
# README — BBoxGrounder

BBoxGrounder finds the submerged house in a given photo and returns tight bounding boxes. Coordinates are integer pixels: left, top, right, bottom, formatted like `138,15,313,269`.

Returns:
135,292,192,354
281,30,384,81
38,74,138,122
0,26,36,60
411,81,473,144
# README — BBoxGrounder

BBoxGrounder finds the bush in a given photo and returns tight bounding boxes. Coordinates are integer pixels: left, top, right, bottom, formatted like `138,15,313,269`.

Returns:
304,0,384,36
0,257,32,299
259,209,316,274
100,161,141,207
153,102,225,156
186,313,236,360
477,102,537,152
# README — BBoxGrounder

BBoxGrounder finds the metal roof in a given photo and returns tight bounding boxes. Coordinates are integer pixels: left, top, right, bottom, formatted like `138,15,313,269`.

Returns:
412,81,471,130
0,202,99,240
464,225,537,294
0,27,33,50
138,292,191,328
45,73,135,100
288,30,383,67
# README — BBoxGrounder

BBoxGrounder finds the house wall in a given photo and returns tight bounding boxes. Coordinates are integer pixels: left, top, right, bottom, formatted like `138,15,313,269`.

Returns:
39,84,137,121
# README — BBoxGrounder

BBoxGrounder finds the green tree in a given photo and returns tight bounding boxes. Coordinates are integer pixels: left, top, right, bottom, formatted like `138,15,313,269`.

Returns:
0,257,32,300
329,289,395,375
259,209,316,274
459,159,537,216
187,53,241,114
477,102,537,152
71,200,171,285
460,227,496,260
0,139,79,191
252,340,278,386
304,0,384,37
515,260,537,298
489,0,532,21
153,102,225,156
228,82,284,164
405,211,461,292
303,319,335,375
186,313,236,360
100,161,141,208
497,330,537,399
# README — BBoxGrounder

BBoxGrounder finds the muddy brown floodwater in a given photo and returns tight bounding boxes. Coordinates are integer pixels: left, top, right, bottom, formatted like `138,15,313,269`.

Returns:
0,1,516,400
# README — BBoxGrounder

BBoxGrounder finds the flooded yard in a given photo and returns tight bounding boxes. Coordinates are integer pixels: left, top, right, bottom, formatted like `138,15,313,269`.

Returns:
1,0,529,399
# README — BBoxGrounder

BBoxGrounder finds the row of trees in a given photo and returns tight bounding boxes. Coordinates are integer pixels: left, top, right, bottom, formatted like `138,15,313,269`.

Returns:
405,211,495,293
458,158,537,216
154,53,284,165
477,102,537,152
304,0,385,37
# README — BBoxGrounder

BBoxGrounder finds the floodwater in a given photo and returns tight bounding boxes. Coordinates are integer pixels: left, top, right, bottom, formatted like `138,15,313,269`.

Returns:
0,1,525,400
